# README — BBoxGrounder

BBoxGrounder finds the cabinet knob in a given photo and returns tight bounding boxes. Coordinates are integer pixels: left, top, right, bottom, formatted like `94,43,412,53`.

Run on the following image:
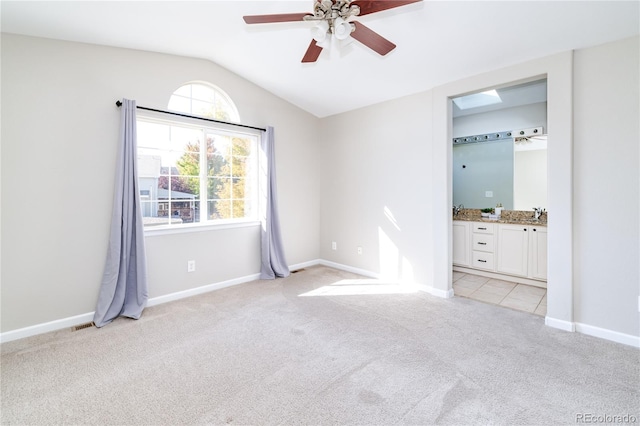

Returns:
533,228,537,232
524,228,527,231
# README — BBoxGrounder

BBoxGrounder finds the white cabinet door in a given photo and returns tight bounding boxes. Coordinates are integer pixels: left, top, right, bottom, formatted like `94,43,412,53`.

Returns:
497,224,529,277
530,227,548,280
452,221,471,267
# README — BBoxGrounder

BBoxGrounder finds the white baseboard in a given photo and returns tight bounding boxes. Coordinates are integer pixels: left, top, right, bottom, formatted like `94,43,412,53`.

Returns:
545,316,576,332
147,273,261,307
319,259,381,279
420,285,455,299
0,312,96,344
319,260,454,299
289,259,321,271
4,261,637,350
0,271,262,344
546,317,640,348
575,322,640,348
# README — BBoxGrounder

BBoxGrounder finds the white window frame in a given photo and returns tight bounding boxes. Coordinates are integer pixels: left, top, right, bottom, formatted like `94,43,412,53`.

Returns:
137,111,261,236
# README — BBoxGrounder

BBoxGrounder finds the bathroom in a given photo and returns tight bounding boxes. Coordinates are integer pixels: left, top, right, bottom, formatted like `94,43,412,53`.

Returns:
451,79,548,315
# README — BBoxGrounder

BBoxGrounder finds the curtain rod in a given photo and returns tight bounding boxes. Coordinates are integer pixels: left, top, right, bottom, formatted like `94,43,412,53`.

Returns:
115,100,266,132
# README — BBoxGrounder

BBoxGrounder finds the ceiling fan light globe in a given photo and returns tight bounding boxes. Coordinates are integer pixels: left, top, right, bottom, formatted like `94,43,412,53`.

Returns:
333,17,353,40
311,20,329,42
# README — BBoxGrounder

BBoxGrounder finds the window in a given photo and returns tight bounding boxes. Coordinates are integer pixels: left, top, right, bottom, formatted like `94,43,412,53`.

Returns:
136,83,258,230
168,82,239,122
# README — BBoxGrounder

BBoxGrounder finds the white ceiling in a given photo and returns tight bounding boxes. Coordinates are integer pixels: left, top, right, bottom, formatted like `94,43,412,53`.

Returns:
2,1,638,118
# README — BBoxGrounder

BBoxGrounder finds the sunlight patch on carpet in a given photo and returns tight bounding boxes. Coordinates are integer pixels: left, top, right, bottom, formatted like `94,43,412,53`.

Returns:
298,278,419,297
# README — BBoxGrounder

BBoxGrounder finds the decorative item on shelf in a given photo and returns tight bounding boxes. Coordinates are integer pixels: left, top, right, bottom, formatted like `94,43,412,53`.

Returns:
480,208,493,218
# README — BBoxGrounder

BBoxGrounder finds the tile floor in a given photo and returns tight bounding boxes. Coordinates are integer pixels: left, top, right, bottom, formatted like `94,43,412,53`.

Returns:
453,271,547,316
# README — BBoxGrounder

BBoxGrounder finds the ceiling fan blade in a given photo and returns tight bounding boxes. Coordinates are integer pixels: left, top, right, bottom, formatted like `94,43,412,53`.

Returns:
352,0,422,16
351,22,396,56
302,40,323,63
243,13,311,24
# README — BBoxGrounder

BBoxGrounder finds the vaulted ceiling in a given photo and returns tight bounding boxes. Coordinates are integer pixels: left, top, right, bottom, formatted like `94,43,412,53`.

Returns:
2,1,638,117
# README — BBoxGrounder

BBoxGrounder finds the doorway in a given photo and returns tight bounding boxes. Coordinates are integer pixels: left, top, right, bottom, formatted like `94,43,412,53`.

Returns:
450,79,548,315
430,51,574,331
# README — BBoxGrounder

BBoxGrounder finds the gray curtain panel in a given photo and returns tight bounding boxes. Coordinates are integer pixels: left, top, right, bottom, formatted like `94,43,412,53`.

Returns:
94,99,149,327
260,126,290,279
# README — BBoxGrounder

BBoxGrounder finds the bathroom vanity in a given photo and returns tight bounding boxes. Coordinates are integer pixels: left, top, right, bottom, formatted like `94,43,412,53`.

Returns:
453,211,547,288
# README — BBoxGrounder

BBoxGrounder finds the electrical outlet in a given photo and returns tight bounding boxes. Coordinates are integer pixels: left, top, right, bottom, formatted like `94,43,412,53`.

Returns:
485,191,493,197
187,260,196,272
332,241,337,250
357,246,362,255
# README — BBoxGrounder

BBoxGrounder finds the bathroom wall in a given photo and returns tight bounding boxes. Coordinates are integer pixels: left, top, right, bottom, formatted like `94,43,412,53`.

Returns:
452,102,548,210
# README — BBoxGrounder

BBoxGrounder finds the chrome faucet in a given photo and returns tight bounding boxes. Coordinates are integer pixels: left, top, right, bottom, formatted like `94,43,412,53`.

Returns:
533,207,545,220
453,204,464,216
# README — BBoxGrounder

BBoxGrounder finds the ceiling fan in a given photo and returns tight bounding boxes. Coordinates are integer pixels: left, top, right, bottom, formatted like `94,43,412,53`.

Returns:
243,0,422,63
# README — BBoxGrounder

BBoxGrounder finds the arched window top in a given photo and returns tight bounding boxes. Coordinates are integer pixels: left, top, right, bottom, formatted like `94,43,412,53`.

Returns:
168,82,240,122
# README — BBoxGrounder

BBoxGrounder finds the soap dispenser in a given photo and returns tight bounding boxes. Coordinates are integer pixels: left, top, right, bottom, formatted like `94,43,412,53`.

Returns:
495,203,503,217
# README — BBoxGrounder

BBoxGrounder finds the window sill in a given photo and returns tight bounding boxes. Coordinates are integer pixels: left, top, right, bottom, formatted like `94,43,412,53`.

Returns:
143,220,261,237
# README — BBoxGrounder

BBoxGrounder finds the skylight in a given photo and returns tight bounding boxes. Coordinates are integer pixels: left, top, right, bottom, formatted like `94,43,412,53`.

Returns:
452,90,502,110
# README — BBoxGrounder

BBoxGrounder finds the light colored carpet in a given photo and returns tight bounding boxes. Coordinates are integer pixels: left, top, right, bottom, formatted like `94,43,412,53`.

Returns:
1,265,638,425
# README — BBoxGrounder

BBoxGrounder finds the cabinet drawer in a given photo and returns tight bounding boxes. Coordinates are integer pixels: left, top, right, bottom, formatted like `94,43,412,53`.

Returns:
472,223,495,234
472,233,494,253
472,251,495,270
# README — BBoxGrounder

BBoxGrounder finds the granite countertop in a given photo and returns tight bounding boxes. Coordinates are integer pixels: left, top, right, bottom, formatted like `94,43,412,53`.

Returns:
453,209,547,226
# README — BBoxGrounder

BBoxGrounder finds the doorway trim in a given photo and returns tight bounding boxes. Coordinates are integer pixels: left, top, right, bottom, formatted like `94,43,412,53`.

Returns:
431,51,574,331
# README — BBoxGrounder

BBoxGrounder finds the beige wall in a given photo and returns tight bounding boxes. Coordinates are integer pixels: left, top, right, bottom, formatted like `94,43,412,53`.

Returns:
319,37,639,339
319,91,433,283
573,36,639,336
2,33,638,342
320,50,574,309
1,34,320,332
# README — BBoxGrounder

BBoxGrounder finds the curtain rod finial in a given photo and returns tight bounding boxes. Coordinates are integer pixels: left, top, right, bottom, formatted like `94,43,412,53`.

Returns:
115,100,122,107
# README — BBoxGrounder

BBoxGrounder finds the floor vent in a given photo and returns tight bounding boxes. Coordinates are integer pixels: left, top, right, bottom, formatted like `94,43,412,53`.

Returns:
291,268,306,274
72,322,95,332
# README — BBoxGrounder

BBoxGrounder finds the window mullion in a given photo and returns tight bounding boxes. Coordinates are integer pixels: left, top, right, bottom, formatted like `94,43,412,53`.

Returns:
200,130,208,223
168,127,173,224
229,143,233,219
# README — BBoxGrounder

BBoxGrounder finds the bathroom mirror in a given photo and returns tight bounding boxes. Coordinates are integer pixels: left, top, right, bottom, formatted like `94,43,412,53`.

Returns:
452,79,547,210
